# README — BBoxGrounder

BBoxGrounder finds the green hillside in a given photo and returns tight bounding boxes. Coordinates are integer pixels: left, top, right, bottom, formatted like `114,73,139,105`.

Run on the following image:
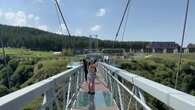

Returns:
0,48,70,97
120,53,195,95
0,24,149,51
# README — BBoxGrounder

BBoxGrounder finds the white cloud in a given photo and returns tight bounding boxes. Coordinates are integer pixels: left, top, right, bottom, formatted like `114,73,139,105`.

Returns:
34,16,40,21
4,12,15,20
56,23,67,35
0,10,3,18
35,0,60,3
96,8,106,17
74,29,82,36
28,14,34,19
38,25,48,31
56,30,62,35
60,23,67,34
4,11,27,26
15,11,27,26
90,25,101,32
0,10,48,31
34,0,44,3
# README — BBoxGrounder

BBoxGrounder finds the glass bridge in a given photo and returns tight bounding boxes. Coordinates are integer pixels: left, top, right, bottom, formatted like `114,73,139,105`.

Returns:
0,62,195,110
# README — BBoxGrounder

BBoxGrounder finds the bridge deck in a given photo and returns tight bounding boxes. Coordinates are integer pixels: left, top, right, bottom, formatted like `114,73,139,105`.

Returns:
71,72,118,110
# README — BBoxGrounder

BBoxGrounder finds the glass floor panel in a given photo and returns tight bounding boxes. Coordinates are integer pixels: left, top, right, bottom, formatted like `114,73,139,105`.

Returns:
73,91,113,108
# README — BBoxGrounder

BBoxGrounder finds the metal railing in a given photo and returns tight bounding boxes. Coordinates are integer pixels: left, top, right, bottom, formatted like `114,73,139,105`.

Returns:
1,62,195,110
98,63,151,110
98,62,195,110
0,65,85,110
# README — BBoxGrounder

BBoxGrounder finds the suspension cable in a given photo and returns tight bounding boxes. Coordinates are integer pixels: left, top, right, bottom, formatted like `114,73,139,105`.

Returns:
54,0,71,37
53,0,67,48
121,2,131,41
53,0,73,49
113,0,132,48
54,1,63,34
175,0,190,89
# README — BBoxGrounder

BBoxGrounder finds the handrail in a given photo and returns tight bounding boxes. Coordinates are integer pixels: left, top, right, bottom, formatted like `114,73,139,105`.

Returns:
105,67,151,110
0,65,83,110
100,62,195,110
1,62,195,110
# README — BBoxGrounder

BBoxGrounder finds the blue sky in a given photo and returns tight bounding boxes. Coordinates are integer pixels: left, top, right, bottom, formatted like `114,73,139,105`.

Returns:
0,0,194,46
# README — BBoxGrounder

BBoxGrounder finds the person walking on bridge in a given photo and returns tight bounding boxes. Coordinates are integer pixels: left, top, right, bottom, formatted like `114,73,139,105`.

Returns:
88,59,97,94
83,59,88,82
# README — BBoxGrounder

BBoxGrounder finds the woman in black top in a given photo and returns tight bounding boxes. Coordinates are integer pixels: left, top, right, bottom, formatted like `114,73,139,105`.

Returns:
83,59,88,82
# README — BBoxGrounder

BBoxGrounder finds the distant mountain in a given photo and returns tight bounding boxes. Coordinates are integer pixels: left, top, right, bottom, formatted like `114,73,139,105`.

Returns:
0,24,149,51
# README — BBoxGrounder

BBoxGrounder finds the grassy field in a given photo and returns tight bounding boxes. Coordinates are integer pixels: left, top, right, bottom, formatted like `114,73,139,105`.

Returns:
0,48,85,63
0,48,54,58
119,53,195,64
145,53,195,61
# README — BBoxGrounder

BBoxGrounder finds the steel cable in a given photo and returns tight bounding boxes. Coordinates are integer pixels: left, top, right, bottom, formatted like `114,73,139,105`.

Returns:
53,0,73,49
113,0,132,48
175,0,190,89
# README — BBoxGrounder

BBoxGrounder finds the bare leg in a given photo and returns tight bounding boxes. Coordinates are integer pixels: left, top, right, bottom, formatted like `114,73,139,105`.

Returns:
92,79,95,92
88,79,91,92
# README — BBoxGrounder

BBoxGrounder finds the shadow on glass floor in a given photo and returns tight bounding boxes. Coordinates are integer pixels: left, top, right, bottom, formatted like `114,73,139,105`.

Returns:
73,91,113,109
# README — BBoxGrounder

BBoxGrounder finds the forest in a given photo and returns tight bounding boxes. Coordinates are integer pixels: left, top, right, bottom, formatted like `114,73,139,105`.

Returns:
0,24,148,51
